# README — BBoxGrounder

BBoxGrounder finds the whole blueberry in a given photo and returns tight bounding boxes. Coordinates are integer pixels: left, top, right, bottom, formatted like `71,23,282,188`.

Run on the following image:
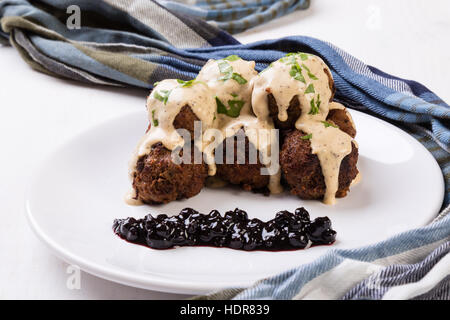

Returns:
295,207,310,223
156,214,168,222
288,232,308,248
155,222,172,238
179,208,198,220
233,208,248,221
126,226,140,242
146,234,173,249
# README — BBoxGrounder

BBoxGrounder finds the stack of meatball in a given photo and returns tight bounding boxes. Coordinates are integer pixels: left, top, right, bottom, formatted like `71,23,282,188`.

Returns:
132,54,359,204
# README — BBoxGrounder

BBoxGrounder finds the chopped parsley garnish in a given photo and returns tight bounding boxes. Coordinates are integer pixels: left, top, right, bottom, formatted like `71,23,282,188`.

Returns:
301,133,312,140
289,62,306,83
305,83,315,94
215,97,228,115
151,109,158,127
299,52,309,61
302,64,318,80
227,99,245,117
218,60,233,75
153,81,160,87
231,73,247,84
309,94,321,115
176,79,196,87
217,60,247,84
280,54,296,65
282,52,310,63
223,55,241,61
321,120,338,128
215,96,245,118
279,53,317,80
154,89,171,105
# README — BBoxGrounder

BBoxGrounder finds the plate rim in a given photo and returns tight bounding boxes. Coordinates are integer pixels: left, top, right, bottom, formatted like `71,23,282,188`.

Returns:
24,109,445,294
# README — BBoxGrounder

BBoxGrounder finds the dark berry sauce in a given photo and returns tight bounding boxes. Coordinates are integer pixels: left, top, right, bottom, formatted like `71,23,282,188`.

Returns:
113,208,336,251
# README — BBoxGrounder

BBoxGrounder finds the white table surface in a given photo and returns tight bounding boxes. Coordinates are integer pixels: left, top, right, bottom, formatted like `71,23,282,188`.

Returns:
0,0,448,299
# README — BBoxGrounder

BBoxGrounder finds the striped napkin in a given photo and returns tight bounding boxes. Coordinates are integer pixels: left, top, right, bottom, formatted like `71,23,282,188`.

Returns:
156,0,310,34
1,0,448,300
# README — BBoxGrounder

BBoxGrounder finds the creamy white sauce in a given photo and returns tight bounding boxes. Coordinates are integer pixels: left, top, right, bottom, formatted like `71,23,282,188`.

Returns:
127,53,358,205
128,79,216,183
198,58,283,194
252,54,356,205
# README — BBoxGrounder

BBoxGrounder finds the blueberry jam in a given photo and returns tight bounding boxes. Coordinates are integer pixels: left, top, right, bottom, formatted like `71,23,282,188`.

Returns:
113,208,336,251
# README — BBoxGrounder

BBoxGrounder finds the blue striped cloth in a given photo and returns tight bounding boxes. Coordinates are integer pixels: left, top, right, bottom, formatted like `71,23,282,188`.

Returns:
157,0,310,33
1,0,448,300
198,207,450,299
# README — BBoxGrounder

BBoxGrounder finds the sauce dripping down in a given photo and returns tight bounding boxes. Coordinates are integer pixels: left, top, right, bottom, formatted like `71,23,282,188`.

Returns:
128,53,358,205
252,54,356,205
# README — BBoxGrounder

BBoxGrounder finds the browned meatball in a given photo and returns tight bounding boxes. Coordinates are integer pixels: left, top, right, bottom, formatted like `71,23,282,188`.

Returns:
216,130,269,192
323,68,336,102
280,130,358,200
268,94,301,130
173,105,199,138
133,143,208,204
326,108,356,138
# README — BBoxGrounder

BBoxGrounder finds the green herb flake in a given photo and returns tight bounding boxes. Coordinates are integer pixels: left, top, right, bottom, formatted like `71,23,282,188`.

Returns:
283,52,309,62
217,60,247,84
224,55,241,61
176,79,196,87
309,94,321,115
289,63,306,83
302,63,319,80
305,83,315,94
231,72,247,84
230,93,238,98
299,53,309,61
215,97,228,115
280,55,296,65
227,99,245,117
153,89,171,104
215,96,245,118
153,81,160,87
218,60,233,75
321,120,338,128
301,133,312,140
151,109,159,127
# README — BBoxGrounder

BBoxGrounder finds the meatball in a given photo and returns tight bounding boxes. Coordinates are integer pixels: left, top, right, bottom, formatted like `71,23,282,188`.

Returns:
133,143,208,204
268,94,301,130
323,67,336,102
173,104,199,138
280,130,358,200
326,108,356,138
215,130,269,192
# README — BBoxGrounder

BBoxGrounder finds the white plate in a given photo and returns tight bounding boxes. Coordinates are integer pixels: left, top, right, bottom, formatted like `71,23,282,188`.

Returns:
25,109,444,295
